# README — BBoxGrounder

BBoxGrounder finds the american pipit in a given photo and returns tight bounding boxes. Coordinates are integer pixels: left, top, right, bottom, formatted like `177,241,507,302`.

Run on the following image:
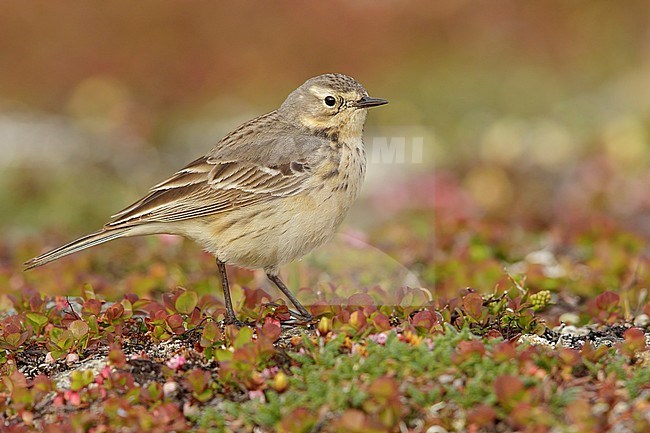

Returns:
24,73,388,324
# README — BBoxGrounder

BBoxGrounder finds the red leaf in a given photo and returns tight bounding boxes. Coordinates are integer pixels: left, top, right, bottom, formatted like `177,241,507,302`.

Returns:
620,327,647,355
462,292,484,320
372,313,391,331
82,299,102,316
467,404,496,427
166,313,185,334
348,293,375,307
259,317,282,342
105,303,124,322
595,291,619,311
454,340,486,363
492,341,516,362
412,310,435,330
494,374,524,409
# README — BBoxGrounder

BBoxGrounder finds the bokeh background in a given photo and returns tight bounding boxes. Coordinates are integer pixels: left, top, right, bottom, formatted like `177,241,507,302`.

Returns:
2,1,650,304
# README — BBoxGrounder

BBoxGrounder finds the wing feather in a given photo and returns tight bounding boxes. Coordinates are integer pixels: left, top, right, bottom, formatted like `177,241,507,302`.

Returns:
106,156,311,227
107,110,328,228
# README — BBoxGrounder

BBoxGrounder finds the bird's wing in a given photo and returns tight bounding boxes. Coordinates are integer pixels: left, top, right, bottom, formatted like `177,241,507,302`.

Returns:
106,109,328,228
106,154,312,227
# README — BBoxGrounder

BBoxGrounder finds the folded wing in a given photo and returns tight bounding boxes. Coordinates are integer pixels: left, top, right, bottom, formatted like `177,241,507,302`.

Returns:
107,155,311,227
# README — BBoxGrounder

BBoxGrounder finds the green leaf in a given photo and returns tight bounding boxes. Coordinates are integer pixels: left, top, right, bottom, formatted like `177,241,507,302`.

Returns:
49,349,66,360
51,330,74,351
120,299,133,319
215,349,234,362
49,327,63,342
175,291,198,315
26,312,48,330
70,370,95,391
186,369,208,392
86,315,99,334
153,325,171,341
200,322,222,347
69,320,89,340
194,388,213,403
4,333,27,349
233,326,253,349
82,284,96,300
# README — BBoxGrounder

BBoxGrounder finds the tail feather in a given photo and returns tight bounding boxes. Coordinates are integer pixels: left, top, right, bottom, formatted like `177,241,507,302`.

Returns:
24,228,130,270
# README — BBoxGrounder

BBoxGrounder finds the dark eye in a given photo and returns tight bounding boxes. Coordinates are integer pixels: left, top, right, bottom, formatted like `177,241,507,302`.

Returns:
324,96,336,107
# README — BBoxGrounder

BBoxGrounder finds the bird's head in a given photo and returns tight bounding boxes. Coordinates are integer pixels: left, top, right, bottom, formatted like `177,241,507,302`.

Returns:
279,73,388,142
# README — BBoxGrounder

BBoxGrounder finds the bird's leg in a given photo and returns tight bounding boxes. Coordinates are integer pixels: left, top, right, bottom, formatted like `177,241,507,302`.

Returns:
217,260,248,327
266,273,313,322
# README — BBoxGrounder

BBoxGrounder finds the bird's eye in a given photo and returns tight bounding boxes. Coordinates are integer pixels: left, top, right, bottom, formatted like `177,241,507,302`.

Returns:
324,96,336,107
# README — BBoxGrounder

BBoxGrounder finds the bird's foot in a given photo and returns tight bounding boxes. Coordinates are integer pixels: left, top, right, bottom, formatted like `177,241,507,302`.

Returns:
287,309,314,324
223,316,254,328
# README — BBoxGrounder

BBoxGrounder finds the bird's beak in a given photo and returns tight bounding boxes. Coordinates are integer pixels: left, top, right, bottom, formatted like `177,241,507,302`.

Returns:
354,96,389,108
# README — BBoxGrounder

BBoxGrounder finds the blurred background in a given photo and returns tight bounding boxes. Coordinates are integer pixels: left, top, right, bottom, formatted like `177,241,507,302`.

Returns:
2,1,650,304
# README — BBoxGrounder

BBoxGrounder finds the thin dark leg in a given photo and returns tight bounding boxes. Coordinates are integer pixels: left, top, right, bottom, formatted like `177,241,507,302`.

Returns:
217,260,240,325
266,273,313,322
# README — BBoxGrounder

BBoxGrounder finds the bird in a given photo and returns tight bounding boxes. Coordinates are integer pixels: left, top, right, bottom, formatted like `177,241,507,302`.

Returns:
24,73,388,325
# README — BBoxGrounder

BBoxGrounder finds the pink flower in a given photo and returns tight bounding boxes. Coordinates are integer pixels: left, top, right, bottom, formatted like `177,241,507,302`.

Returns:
368,333,388,345
53,394,65,407
166,355,186,370
64,391,81,406
260,366,279,379
248,389,266,403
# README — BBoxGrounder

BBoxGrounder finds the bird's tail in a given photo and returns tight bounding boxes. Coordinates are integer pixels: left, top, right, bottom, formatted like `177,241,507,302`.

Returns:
24,228,131,270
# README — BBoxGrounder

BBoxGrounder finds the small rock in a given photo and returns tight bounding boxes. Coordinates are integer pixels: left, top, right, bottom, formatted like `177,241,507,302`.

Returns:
556,335,585,349
426,426,449,433
559,313,580,325
21,410,34,426
518,334,555,348
592,402,609,416
633,314,649,328
559,325,590,337
163,381,179,398
438,374,454,384
183,402,200,418
66,353,79,365
612,401,630,415
526,249,555,266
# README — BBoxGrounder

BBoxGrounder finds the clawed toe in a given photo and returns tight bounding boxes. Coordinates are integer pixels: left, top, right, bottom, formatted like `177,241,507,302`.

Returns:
286,309,314,324
223,316,254,328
